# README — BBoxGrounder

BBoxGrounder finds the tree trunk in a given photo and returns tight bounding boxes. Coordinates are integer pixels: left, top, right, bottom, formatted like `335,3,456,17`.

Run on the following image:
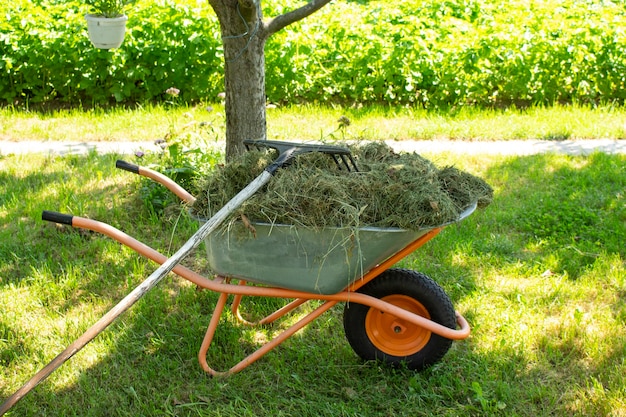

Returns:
224,37,267,160
208,0,333,161
209,0,268,161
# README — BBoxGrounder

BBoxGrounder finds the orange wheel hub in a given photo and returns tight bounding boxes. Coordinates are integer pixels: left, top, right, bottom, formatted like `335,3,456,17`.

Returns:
364,295,431,356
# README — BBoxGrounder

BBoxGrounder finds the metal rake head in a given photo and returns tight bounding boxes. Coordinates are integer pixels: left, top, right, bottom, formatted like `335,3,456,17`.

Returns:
244,139,359,172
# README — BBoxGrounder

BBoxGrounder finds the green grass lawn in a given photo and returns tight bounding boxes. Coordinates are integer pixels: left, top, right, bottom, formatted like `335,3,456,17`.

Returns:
0,107,625,416
2,103,626,143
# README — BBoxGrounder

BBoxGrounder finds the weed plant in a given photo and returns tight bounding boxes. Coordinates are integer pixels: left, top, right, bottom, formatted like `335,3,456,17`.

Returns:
135,112,224,213
0,149,624,416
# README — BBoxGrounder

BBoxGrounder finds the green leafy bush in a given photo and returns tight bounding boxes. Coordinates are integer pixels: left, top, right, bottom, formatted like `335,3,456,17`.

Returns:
0,0,222,105
2,0,626,108
265,0,626,108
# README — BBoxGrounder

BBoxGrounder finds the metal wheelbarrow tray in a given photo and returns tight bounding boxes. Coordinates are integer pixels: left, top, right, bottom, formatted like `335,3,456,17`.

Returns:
201,220,430,294
1,141,476,414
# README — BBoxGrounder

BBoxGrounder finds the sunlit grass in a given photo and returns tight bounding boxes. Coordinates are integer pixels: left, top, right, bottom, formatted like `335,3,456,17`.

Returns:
0,104,224,143
2,103,626,144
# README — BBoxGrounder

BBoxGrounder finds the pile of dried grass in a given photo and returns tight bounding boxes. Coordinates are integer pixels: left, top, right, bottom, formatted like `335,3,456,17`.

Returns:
192,142,493,230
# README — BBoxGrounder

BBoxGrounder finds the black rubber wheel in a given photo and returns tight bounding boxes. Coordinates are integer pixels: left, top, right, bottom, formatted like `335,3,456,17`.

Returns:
343,268,456,370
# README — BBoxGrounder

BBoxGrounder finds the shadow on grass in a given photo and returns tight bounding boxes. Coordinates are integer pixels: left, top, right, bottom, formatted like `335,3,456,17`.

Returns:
1,153,144,288
0,153,196,391
2,152,625,416
488,152,625,275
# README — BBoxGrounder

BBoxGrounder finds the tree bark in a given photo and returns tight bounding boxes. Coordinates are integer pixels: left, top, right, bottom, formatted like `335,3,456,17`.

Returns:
265,0,332,35
209,0,267,160
208,0,333,161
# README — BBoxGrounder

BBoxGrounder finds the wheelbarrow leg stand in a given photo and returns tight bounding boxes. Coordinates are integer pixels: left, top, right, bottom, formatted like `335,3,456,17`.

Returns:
198,296,338,376
254,298,309,325
231,281,310,326
198,291,230,375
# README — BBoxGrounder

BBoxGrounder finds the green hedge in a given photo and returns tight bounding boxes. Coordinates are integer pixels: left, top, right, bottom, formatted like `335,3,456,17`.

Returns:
0,0,222,104
2,0,626,108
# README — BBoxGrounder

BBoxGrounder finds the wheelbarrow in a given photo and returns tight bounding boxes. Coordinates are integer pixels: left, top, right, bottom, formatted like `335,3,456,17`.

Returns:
0,140,474,414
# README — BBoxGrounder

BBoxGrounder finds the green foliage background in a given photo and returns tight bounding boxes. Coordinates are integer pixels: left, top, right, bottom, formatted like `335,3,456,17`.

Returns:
2,0,626,108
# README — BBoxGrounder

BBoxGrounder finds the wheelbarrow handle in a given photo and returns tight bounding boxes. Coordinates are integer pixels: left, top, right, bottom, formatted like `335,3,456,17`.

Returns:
42,211,73,226
0,169,275,416
115,159,196,204
115,159,140,174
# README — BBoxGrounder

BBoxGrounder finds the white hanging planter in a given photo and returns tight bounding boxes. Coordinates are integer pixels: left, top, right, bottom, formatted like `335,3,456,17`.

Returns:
85,14,128,49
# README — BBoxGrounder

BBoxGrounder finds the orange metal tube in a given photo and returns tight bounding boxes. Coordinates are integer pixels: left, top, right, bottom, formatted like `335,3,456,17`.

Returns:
256,298,309,325
198,291,230,375
232,285,309,326
199,301,338,376
136,166,196,204
230,281,251,324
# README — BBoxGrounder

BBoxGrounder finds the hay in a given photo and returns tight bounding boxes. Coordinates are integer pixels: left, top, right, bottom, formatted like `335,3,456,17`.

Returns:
192,141,493,230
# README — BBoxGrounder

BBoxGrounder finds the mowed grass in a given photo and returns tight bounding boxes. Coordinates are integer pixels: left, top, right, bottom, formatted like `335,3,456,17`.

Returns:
2,103,626,143
0,146,625,415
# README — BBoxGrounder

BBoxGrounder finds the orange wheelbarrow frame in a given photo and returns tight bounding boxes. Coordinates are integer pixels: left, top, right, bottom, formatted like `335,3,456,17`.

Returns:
78,162,470,376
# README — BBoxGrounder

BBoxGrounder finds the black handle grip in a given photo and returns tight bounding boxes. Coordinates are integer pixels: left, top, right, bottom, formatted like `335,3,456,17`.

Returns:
115,160,140,174
42,211,73,225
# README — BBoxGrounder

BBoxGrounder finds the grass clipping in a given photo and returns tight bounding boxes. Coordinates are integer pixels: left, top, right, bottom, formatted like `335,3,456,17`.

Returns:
192,142,493,230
